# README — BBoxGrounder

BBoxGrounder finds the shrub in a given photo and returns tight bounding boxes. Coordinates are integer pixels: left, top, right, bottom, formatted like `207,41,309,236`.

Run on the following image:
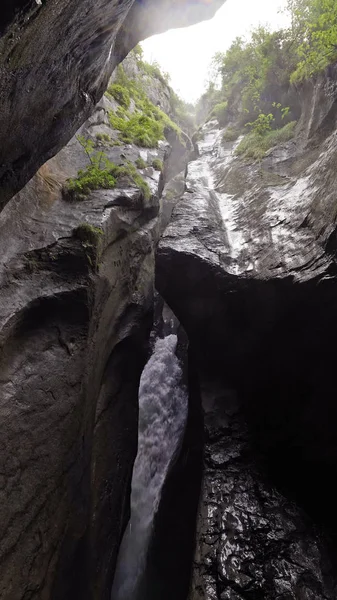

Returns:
245,112,275,136
64,165,117,200
235,121,296,160
222,127,240,143
152,158,163,171
64,137,151,201
109,110,164,147
136,157,147,169
106,84,130,109
210,102,228,126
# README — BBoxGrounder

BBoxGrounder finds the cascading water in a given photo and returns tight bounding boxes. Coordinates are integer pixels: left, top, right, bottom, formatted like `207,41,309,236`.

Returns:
111,333,188,600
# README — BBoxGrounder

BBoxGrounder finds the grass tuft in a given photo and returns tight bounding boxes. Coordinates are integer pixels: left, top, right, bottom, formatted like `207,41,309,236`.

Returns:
235,121,296,160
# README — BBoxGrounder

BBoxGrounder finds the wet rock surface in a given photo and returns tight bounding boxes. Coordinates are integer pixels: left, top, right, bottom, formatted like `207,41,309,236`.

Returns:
0,92,167,599
157,98,337,597
0,0,224,208
189,381,337,600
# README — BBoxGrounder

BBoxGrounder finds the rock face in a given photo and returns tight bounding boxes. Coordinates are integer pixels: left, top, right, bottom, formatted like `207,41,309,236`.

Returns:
156,76,337,596
0,156,156,600
190,380,337,600
0,50,191,598
0,0,225,208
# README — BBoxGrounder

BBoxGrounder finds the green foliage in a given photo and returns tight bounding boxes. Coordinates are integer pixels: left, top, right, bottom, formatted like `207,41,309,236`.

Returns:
109,110,164,147
203,0,337,131
106,83,130,108
152,158,163,171
107,64,184,147
64,136,150,201
288,0,337,81
236,121,297,160
222,127,240,143
135,157,147,169
64,164,117,200
245,113,274,135
115,161,151,200
132,44,144,59
210,101,228,126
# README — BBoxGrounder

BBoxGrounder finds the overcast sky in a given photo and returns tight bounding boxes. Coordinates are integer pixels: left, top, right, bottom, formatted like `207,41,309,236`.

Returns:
141,0,290,103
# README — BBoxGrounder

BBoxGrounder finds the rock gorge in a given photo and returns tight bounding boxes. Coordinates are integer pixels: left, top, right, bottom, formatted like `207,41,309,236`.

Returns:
2,1,337,599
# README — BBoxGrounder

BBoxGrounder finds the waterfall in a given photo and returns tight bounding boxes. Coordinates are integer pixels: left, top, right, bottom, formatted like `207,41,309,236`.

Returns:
111,333,188,600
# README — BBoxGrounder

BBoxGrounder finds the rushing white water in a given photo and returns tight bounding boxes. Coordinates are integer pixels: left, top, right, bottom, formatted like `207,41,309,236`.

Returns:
111,334,188,600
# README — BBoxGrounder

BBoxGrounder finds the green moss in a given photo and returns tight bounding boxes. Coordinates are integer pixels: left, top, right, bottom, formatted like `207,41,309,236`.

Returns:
106,83,130,109
135,157,147,169
74,223,104,245
235,121,296,161
152,158,163,171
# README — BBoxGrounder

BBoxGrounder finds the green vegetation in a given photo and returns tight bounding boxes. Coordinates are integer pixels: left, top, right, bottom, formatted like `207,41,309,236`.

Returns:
152,158,163,171
209,102,228,126
131,43,171,86
96,133,111,143
135,157,147,169
198,0,337,157
235,121,297,160
106,58,186,148
108,109,165,147
202,0,337,131
222,127,240,143
73,223,104,270
74,223,103,245
106,83,130,109
246,113,275,136
287,0,337,81
63,136,150,201
65,165,116,200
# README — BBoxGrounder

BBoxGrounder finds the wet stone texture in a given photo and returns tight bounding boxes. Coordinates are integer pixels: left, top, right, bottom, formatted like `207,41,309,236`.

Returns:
0,0,224,208
156,103,337,536
190,382,337,600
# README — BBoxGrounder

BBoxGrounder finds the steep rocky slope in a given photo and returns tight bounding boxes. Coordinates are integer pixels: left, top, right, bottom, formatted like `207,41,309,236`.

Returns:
0,0,224,208
157,68,337,598
0,52,191,600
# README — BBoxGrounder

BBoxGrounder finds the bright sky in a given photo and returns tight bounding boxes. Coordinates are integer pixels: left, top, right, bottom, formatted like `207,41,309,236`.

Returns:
142,0,290,103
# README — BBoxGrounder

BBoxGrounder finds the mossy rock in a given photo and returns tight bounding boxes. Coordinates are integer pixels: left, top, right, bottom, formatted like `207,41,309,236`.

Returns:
152,158,163,171
136,157,147,169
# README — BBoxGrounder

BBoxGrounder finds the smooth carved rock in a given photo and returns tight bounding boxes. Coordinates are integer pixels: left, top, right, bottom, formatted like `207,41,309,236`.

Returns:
0,92,165,597
157,80,337,596
0,0,225,209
